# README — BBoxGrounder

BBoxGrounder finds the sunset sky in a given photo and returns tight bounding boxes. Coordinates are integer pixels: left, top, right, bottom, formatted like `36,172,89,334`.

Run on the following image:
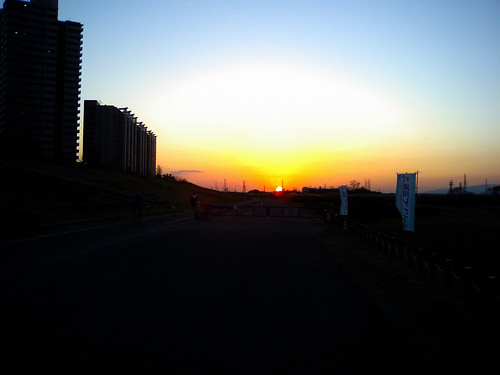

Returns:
60,0,500,192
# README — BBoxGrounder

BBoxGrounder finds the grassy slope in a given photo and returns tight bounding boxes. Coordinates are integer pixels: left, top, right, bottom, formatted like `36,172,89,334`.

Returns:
1,160,249,238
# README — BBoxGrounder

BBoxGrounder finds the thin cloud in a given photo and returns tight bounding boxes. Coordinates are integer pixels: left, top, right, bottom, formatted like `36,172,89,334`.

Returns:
171,170,203,174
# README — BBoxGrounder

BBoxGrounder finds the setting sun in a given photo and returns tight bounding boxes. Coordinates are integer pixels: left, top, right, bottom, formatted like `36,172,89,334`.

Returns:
276,186,283,192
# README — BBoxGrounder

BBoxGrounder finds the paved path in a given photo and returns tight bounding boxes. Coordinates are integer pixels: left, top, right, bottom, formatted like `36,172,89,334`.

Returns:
2,215,419,374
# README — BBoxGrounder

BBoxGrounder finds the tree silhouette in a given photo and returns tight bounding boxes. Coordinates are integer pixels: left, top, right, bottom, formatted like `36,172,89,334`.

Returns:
349,180,361,191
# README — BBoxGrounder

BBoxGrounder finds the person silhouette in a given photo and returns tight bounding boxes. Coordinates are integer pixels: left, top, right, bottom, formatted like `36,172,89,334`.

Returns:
190,192,197,209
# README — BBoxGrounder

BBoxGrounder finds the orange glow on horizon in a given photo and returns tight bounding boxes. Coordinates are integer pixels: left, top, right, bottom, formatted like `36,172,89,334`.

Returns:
152,62,500,194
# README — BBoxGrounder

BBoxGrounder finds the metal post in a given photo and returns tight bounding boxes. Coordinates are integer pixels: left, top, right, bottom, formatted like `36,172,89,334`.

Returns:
390,237,396,258
445,259,453,290
430,253,437,282
463,267,472,302
486,275,497,314
418,248,424,274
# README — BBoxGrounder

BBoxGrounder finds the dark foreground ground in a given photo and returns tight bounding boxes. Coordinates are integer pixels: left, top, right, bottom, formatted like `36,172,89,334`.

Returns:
1,214,496,374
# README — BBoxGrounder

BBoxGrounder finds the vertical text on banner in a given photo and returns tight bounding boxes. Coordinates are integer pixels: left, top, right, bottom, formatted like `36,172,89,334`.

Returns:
396,173,416,231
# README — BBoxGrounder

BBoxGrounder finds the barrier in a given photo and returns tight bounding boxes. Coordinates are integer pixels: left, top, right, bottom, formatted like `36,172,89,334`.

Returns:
210,205,326,219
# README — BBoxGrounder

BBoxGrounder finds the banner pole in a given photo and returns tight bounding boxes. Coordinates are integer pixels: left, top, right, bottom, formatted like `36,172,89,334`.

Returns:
414,171,419,243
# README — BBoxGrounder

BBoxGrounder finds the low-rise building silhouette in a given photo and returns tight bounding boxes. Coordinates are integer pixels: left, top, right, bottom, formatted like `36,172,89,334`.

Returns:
0,0,83,162
83,100,156,176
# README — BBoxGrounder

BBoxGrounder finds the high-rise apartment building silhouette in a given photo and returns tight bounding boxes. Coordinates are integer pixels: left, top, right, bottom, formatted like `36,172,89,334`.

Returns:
0,0,83,162
83,100,157,177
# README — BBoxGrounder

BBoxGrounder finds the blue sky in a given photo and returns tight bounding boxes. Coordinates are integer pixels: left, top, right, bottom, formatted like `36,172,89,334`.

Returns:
58,0,500,191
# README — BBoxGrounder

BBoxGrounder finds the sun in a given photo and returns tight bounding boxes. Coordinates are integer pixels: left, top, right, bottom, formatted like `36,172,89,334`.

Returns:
275,186,283,192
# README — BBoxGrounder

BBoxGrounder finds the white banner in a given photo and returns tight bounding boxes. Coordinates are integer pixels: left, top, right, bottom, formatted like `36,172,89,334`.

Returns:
339,185,348,216
396,173,416,231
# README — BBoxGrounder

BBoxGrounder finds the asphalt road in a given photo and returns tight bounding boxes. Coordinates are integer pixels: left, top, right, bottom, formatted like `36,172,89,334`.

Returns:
2,213,420,374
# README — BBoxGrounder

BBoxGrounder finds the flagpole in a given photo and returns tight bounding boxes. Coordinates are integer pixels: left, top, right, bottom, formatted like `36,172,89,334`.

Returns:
416,170,420,194
414,171,419,244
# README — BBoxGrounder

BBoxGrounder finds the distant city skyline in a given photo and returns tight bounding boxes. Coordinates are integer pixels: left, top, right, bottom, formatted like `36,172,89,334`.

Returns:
58,0,500,192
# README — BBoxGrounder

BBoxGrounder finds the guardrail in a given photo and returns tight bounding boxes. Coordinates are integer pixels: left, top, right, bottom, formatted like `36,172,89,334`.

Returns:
336,217,498,315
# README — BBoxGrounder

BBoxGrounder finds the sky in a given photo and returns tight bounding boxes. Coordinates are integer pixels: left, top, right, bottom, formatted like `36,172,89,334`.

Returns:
58,0,500,192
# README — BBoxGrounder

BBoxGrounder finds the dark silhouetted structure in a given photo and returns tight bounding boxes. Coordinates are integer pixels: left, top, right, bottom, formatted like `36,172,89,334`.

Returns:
0,0,83,162
83,100,157,176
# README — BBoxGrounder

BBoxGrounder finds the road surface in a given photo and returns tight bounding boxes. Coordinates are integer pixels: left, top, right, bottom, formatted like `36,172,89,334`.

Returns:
2,214,419,374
